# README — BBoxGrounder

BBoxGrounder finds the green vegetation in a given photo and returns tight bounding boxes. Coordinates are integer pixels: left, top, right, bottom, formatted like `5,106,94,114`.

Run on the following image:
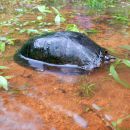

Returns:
0,64,14,91
66,24,79,32
109,45,130,89
120,45,130,51
0,75,8,90
52,7,66,24
0,5,66,36
0,37,15,52
85,29,99,34
0,37,14,91
0,42,5,53
86,0,117,11
80,82,95,97
36,5,52,14
85,0,130,25
112,14,129,25
112,115,130,130
0,66,13,90
110,59,130,88
86,0,106,10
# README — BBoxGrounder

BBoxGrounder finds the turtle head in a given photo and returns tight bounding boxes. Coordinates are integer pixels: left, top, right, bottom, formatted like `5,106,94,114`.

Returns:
103,50,116,64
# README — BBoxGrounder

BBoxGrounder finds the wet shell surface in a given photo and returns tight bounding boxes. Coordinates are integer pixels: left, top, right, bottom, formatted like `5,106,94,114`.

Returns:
14,31,114,73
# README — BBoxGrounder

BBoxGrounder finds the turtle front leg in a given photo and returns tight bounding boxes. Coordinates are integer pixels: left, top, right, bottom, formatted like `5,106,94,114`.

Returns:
81,65,94,71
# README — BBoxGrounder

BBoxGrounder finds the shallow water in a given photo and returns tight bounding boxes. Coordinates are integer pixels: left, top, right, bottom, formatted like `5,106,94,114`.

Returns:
0,0,130,130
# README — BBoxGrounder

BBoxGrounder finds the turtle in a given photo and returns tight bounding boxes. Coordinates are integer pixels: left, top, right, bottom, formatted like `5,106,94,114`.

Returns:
14,31,115,73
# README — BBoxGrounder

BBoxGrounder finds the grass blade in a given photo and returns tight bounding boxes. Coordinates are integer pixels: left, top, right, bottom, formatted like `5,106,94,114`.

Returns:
122,59,130,67
66,24,79,32
110,64,130,88
52,7,60,15
120,45,130,51
0,66,9,69
0,76,8,90
0,42,5,52
4,75,14,79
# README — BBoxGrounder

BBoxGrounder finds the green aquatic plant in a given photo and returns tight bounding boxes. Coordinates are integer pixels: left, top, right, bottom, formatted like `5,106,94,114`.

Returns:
0,4,65,36
0,42,5,53
110,59,130,88
80,82,95,97
0,2,66,36
0,66,8,69
36,5,52,14
0,66,11,91
15,7,28,15
66,24,79,32
0,76,8,90
112,14,129,24
37,15,43,21
86,0,118,11
19,28,51,36
0,66,14,91
35,5,66,25
0,37,15,53
52,7,66,25
85,29,99,34
112,115,130,130
86,0,106,10
0,17,20,27
0,36,15,45
109,45,130,88
19,28,40,35
120,45,130,51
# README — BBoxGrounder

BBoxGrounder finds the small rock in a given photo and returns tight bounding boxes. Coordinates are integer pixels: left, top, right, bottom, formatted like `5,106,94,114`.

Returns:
104,114,113,121
92,103,102,111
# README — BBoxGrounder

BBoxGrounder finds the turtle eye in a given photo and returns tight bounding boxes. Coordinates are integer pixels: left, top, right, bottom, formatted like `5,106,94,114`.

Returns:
104,50,108,54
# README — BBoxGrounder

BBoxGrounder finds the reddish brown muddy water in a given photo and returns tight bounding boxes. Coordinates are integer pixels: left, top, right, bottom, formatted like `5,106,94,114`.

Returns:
0,0,130,130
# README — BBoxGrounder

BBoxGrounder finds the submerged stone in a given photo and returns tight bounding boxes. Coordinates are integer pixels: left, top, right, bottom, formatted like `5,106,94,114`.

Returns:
14,31,115,73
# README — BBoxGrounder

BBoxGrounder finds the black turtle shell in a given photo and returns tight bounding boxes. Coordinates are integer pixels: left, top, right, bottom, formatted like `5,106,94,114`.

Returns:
14,31,111,72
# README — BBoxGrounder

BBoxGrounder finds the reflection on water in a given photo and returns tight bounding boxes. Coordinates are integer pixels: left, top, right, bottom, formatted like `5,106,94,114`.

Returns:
26,91,88,129
0,97,47,130
46,102,88,128
14,54,88,75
